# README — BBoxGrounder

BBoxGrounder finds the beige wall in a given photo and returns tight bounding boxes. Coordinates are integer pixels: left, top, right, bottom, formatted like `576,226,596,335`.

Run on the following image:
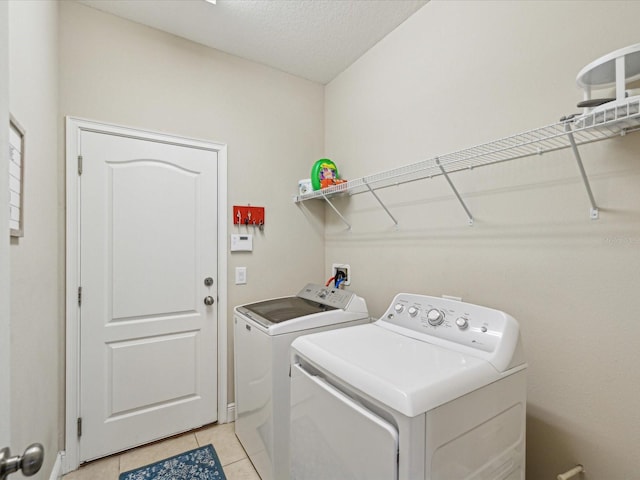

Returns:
58,1,326,405
324,1,640,479
8,0,60,477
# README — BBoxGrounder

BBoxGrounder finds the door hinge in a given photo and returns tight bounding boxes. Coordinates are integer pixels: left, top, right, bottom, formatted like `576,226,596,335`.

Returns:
77,155,83,175
78,286,82,307
77,417,82,437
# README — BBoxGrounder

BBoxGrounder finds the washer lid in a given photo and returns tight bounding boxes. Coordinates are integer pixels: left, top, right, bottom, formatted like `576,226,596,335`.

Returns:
237,296,337,324
291,323,510,417
234,283,369,335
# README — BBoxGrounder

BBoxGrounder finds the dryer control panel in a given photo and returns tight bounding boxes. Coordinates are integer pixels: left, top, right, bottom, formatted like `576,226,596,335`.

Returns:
377,294,524,372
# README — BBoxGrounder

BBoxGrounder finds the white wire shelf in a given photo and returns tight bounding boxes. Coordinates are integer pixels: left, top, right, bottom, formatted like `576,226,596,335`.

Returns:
295,98,640,203
293,97,640,228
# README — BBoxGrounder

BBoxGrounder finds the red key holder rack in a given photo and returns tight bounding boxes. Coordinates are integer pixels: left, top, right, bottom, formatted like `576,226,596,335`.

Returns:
233,205,265,227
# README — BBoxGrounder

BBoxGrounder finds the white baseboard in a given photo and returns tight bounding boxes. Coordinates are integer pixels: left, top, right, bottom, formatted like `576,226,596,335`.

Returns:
49,451,63,480
227,402,235,423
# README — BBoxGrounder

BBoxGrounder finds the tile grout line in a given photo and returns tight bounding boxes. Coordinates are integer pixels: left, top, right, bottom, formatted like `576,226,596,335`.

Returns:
223,457,251,468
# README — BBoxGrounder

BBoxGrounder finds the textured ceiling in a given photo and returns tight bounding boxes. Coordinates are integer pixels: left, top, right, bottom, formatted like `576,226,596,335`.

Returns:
77,0,428,84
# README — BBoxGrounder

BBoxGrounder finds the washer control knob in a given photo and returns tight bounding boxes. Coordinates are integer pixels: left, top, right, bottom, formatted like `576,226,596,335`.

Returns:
427,309,444,326
394,303,405,314
408,306,419,317
455,317,469,329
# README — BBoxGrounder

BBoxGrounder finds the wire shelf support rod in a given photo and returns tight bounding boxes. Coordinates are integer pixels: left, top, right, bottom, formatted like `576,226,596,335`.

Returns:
435,158,474,226
565,123,599,220
363,179,399,227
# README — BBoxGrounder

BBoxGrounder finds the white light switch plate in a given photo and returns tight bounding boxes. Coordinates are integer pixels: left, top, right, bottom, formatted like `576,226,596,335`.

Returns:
235,267,247,285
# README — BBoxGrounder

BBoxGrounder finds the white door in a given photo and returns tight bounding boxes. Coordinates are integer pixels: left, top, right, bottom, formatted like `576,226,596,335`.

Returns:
78,130,218,462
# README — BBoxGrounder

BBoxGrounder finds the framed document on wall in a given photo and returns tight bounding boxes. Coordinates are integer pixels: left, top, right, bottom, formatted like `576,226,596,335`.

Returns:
9,115,25,237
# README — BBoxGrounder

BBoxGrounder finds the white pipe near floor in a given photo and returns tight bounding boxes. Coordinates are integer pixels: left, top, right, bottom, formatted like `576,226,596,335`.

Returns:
557,464,585,480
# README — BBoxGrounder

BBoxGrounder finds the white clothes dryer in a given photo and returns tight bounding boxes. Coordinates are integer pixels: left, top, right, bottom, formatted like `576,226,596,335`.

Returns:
290,293,527,480
234,283,369,480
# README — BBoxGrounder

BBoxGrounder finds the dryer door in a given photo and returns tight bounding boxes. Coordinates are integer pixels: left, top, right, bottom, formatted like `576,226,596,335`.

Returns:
290,362,398,480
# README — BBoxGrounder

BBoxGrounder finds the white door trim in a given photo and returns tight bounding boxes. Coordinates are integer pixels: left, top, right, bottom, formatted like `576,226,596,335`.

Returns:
0,0,11,451
63,117,228,472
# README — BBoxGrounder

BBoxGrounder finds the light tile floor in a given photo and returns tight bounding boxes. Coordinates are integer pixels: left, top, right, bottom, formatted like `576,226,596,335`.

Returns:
62,422,260,480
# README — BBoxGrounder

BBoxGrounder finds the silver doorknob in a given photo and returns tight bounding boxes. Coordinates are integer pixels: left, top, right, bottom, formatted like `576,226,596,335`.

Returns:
204,296,215,306
0,443,44,480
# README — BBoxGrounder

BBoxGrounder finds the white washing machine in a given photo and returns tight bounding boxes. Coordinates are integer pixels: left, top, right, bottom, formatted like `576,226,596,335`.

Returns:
290,293,527,480
234,283,369,480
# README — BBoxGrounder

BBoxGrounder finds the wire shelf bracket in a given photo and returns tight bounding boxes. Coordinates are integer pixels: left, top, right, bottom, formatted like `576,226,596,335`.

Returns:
435,158,474,226
363,178,399,227
565,123,599,219
321,191,351,230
